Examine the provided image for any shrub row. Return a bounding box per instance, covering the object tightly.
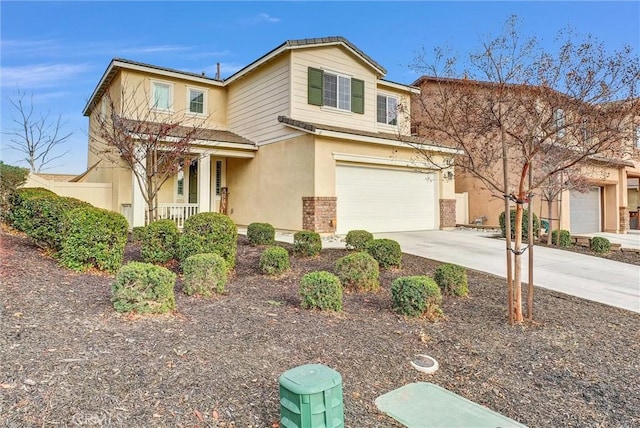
[499,209,540,240]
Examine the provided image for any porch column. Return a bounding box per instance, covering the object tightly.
[198,155,211,213]
[131,169,146,227]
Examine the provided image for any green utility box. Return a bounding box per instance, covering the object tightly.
[279,364,344,428]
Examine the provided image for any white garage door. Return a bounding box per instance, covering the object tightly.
[570,188,601,234]
[336,164,436,234]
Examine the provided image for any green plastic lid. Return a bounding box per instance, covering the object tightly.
[279,364,342,395]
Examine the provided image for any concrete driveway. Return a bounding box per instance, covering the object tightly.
[375,229,640,314]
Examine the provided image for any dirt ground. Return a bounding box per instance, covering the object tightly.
[1,229,639,427]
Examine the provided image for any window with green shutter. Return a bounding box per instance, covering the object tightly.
[308,67,365,114]
[351,78,364,114]
[308,67,323,106]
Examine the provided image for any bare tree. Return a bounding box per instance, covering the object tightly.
[91,81,209,224]
[409,16,640,323]
[5,89,72,172]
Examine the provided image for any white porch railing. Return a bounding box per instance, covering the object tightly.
[157,203,199,229]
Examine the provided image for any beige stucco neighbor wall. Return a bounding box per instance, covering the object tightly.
[23,174,113,211]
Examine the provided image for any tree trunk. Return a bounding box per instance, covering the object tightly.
[527,168,534,320]
[546,198,554,245]
[513,203,524,322]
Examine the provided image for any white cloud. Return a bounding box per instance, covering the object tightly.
[0,63,92,89]
[257,13,281,23]
[1,39,63,57]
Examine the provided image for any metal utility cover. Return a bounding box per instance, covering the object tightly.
[375,382,527,428]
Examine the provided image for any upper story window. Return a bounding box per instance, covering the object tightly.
[635,126,640,149]
[377,94,398,126]
[188,88,205,115]
[152,81,172,111]
[554,108,565,138]
[308,67,364,114]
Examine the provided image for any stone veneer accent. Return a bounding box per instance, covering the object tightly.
[619,206,629,233]
[439,199,457,229]
[302,197,337,233]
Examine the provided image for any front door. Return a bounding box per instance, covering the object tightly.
[188,161,197,204]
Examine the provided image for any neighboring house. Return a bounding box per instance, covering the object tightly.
[82,37,457,234]
[412,76,634,234]
[622,117,640,230]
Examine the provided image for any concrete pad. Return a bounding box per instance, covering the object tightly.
[375,382,526,427]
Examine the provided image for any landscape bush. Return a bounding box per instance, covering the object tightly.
[111,262,176,314]
[140,219,179,263]
[59,206,129,273]
[433,263,468,297]
[177,212,237,268]
[7,187,56,231]
[247,222,275,246]
[21,195,91,251]
[551,229,572,247]
[259,246,290,276]
[299,271,342,311]
[391,276,442,318]
[0,162,29,219]
[366,238,402,269]
[334,251,380,292]
[345,230,374,251]
[293,230,322,257]
[590,236,611,254]
[181,253,228,296]
[499,209,540,239]
[132,226,147,243]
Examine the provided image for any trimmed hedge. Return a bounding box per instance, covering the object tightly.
[0,162,29,218]
[345,230,374,251]
[111,262,176,314]
[7,187,57,231]
[433,263,468,297]
[590,236,611,254]
[177,212,237,269]
[259,246,290,276]
[334,251,380,292]
[299,271,342,311]
[181,253,228,296]
[293,231,322,257]
[499,209,540,239]
[551,229,572,247]
[59,206,129,273]
[140,219,179,263]
[366,238,402,269]
[391,276,442,318]
[247,222,275,246]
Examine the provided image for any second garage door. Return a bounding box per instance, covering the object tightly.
[570,187,601,234]
[335,164,437,234]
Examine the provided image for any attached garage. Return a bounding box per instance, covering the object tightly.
[335,164,437,234]
[570,187,601,234]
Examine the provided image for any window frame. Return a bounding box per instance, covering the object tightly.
[323,70,352,112]
[187,86,207,116]
[554,108,565,138]
[150,80,174,112]
[377,93,399,126]
[635,125,640,149]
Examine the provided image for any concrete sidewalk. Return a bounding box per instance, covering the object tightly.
[376,230,640,314]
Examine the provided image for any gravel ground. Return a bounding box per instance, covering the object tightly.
[1,229,639,427]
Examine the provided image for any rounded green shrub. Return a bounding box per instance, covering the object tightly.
[345,230,374,251]
[140,219,179,263]
[293,230,322,257]
[551,229,572,247]
[132,226,147,243]
[366,238,402,269]
[7,187,57,232]
[433,263,468,297]
[590,236,611,254]
[177,212,237,268]
[391,276,442,318]
[499,208,540,239]
[59,207,129,273]
[299,271,342,311]
[334,252,380,292]
[0,162,29,219]
[111,262,176,314]
[259,246,290,276]
[247,222,275,246]
[181,253,228,296]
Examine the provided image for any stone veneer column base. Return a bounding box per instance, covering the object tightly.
[619,206,629,234]
[302,197,337,233]
[439,199,456,230]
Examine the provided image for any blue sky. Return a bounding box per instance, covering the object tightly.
[1,1,638,174]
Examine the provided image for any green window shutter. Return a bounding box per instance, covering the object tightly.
[308,67,323,106]
[351,78,364,114]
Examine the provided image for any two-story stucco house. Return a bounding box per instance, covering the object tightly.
[82,37,457,234]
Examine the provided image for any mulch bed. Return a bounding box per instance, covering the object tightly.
[1,230,639,427]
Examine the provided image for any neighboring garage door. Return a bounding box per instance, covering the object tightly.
[335,164,436,234]
[570,187,601,234]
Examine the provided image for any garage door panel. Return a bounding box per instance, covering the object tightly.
[336,165,436,234]
[570,188,600,234]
